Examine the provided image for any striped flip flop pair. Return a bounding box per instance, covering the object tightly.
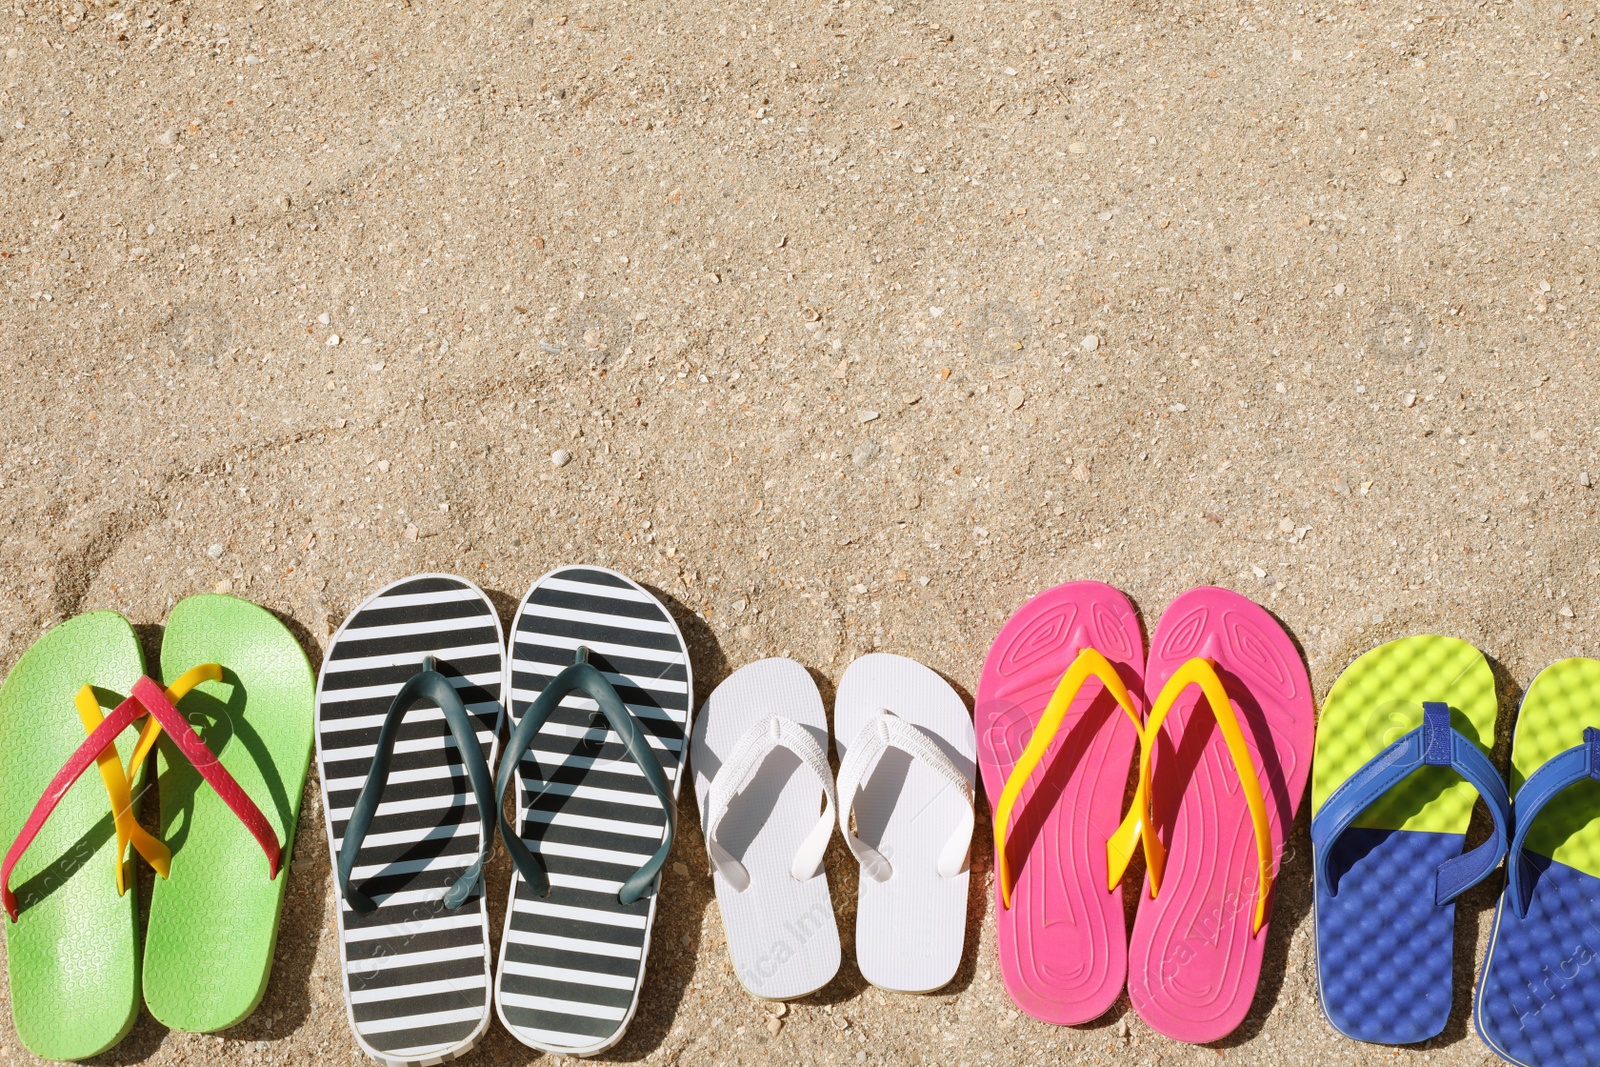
[317,566,691,1066]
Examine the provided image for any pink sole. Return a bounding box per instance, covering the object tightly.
[976,581,1146,1025]
[1125,587,1314,1043]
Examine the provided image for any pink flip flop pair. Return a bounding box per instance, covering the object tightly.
[977,583,1313,1043]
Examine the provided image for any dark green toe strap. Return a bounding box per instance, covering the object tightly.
[337,656,498,915]
[497,646,677,905]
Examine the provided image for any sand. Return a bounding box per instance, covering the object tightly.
[1,0,1596,1062]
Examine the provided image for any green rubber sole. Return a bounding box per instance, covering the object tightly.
[1312,634,1499,832]
[1512,657,1600,875]
[142,595,314,1033]
[0,612,146,1061]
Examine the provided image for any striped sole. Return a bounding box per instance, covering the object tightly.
[495,565,692,1056]
[316,574,504,1067]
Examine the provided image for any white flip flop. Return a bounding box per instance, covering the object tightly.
[690,658,841,1000]
[834,653,975,993]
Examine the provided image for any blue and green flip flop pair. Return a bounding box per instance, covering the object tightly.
[1312,637,1600,1066]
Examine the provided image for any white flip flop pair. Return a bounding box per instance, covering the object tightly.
[690,654,976,999]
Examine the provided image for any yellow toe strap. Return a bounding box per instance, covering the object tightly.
[75,686,171,892]
[75,664,225,893]
[993,648,1149,910]
[1135,657,1276,935]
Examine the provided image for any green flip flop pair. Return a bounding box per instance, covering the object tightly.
[0,595,314,1061]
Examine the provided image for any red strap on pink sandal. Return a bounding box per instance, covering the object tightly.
[2,696,144,921]
[129,675,281,880]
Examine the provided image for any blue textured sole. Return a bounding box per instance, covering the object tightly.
[1315,826,1467,1044]
[1477,854,1600,1067]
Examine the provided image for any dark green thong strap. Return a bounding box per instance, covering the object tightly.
[337,656,498,915]
[497,646,676,905]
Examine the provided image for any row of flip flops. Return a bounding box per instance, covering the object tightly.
[2,570,1597,1066]
[0,567,689,1064]
[988,583,1600,1064]
[326,568,977,1063]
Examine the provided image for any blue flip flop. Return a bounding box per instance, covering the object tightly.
[1310,636,1511,1044]
[1476,657,1600,1067]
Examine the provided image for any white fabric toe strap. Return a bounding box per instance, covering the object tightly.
[836,709,974,883]
[705,714,837,892]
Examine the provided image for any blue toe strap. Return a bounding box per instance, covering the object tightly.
[1507,726,1600,919]
[1312,701,1511,906]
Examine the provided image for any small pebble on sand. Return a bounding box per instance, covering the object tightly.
[1081,334,1100,353]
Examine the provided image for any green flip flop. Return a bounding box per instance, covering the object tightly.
[0,612,147,1061]
[141,594,315,1033]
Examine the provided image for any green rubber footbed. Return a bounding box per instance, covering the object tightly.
[0,611,146,1061]
[1509,657,1600,876]
[142,595,314,1033]
[1312,634,1498,831]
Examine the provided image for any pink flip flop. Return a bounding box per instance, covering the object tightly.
[1124,587,1314,1043]
[976,581,1151,1025]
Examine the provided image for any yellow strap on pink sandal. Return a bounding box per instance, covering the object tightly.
[1133,656,1276,935]
[992,647,1155,910]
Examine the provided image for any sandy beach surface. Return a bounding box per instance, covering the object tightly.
[1,0,1597,1062]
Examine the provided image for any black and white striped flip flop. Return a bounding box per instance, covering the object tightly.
[315,574,505,1067]
[494,565,692,1055]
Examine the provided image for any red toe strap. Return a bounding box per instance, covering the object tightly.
[130,676,281,880]
[2,697,145,921]
[3,673,283,924]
